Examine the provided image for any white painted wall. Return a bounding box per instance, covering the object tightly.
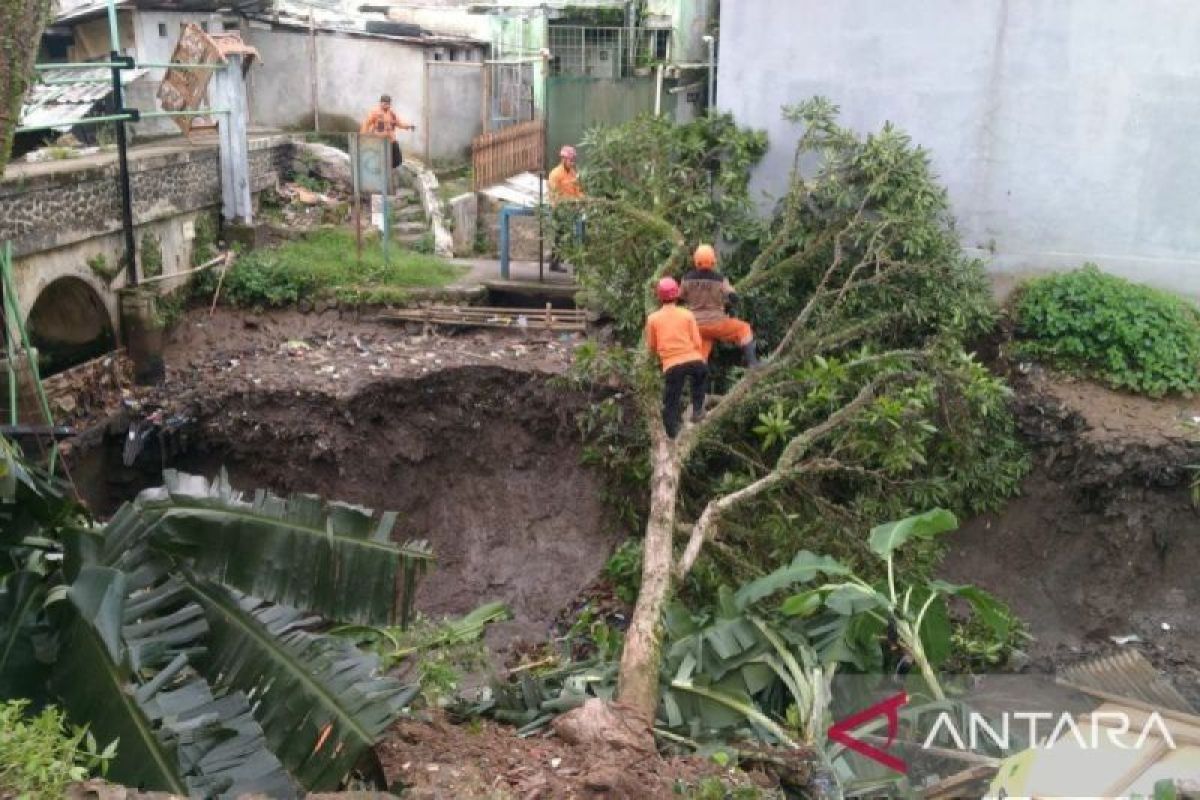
[718,0,1200,298]
[244,27,484,162]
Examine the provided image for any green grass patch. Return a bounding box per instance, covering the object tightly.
[1013,265,1200,397]
[214,228,466,308]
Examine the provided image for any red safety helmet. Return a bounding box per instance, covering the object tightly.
[656,276,680,302]
[693,244,717,270]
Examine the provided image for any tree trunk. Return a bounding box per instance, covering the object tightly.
[0,0,50,175]
[615,428,681,719]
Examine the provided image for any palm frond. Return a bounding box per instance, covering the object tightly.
[53,558,298,799]
[183,577,418,790]
[137,470,433,626]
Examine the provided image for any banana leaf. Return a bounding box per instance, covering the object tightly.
[183,576,418,790]
[54,565,298,798]
[136,470,433,626]
[0,570,49,702]
[867,508,958,559]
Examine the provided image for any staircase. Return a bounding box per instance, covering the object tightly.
[389,187,428,246]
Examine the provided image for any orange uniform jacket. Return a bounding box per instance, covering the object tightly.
[645,303,704,372]
[548,163,584,203]
[360,105,409,139]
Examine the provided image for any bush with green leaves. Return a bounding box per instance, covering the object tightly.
[1013,264,1200,396]
[1,437,434,797]
[0,700,116,799]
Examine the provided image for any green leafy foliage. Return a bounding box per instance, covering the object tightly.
[333,602,509,706]
[1,444,435,795]
[568,113,768,340]
[222,229,466,308]
[0,700,116,799]
[567,101,1027,603]
[1013,265,1200,396]
[682,347,1028,589]
[139,232,164,280]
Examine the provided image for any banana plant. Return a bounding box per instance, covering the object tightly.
[764,509,1011,700]
[0,443,435,797]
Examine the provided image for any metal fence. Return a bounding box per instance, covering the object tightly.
[547,26,669,79]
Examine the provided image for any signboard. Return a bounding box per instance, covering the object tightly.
[156,23,224,135]
[350,134,393,196]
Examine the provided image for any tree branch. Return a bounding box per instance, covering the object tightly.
[673,371,912,581]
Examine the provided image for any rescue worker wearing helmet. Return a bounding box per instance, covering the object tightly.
[680,244,760,368]
[646,277,708,439]
[547,145,585,273]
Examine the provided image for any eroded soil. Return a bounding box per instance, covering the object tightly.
[941,364,1200,704]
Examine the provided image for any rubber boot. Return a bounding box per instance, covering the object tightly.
[742,341,761,368]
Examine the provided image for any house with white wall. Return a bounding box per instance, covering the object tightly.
[717,0,1200,299]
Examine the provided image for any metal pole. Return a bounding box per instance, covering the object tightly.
[111,50,137,287]
[535,76,544,282]
[705,36,715,111]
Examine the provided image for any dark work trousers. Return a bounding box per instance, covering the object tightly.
[390,141,403,169]
[662,360,708,439]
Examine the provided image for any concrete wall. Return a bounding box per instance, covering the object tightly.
[426,62,484,163]
[718,0,1200,298]
[244,26,484,163]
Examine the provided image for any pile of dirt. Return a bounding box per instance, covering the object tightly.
[377,711,777,799]
[942,364,1200,703]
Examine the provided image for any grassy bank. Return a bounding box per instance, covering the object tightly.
[208,229,467,307]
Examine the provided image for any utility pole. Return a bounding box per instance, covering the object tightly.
[107,0,137,286]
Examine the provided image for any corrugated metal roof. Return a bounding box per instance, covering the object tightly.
[18,67,148,131]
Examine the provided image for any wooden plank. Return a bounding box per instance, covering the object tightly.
[921,764,997,800]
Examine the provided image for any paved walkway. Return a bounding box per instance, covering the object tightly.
[449,258,579,289]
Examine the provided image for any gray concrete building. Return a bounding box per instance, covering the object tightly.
[718,1,1200,298]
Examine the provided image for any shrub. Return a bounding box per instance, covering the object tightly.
[0,700,115,799]
[1014,265,1200,396]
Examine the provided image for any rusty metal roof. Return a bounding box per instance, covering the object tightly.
[18,67,147,131]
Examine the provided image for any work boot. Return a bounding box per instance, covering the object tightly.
[742,341,761,368]
[691,407,705,424]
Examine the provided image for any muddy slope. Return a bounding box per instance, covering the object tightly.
[170,366,621,642]
[942,366,1200,702]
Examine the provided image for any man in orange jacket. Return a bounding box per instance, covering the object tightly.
[646,276,708,439]
[360,94,415,171]
[547,144,584,272]
[680,244,760,367]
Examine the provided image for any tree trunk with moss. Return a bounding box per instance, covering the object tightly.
[0,0,49,175]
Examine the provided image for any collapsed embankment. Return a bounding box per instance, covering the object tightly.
[62,309,622,645]
[942,365,1200,703]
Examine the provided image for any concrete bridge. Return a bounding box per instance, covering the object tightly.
[0,134,292,370]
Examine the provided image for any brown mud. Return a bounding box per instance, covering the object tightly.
[66,309,620,643]
[941,364,1200,704]
[377,711,777,800]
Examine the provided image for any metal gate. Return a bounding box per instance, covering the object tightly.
[484,60,536,132]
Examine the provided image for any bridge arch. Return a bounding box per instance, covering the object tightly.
[24,276,118,375]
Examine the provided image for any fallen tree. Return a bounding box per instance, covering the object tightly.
[562,100,1026,726]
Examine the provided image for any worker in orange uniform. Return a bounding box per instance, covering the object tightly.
[360,94,416,171]
[646,276,708,439]
[680,244,760,367]
[547,145,584,272]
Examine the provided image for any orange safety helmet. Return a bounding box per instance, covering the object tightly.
[693,244,717,270]
[656,276,681,302]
